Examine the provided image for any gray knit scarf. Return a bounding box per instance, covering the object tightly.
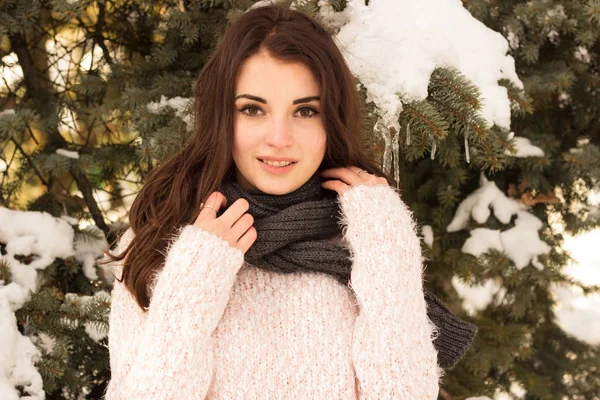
[218,171,477,369]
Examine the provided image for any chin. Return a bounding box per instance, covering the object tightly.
[236,164,309,194]
[257,181,300,195]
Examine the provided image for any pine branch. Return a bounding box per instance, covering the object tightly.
[93,1,113,64]
[71,167,111,239]
[0,259,12,285]
[9,135,49,187]
[7,11,114,241]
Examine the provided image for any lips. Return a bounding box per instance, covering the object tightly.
[258,158,297,174]
[257,158,298,165]
[257,156,298,163]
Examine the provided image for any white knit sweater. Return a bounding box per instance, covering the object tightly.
[103,184,441,399]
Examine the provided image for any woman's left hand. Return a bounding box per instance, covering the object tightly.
[320,166,390,195]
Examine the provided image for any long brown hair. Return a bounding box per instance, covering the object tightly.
[101,2,397,312]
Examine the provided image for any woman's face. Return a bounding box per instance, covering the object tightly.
[232,51,327,195]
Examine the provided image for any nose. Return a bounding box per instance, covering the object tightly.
[264,116,294,148]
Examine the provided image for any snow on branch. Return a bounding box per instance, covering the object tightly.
[0,207,112,399]
[323,0,523,133]
[446,172,551,271]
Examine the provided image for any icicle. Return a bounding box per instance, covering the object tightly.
[374,121,401,189]
[464,135,470,163]
[406,122,411,146]
[376,120,393,176]
[392,127,400,190]
[431,138,437,160]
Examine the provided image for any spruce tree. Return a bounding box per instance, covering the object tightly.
[449,1,600,399]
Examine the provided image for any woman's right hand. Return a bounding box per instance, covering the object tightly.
[193,191,257,254]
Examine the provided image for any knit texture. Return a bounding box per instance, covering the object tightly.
[218,171,344,279]
[103,184,442,399]
[218,171,477,369]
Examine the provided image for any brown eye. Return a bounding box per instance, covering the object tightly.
[296,107,319,118]
[238,105,319,118]
[238,105,262,117]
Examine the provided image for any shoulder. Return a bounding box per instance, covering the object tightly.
[339,184,412,218]
[339,183,403,204]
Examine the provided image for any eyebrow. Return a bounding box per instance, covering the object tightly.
[234,94,320,105]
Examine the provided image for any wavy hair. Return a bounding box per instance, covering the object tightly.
[100,2,397,311]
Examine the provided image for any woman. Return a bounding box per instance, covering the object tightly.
[102,3,477,399]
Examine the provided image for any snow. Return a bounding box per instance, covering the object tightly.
[0,286,45,400]
[0,109,15,118]
[74,226,113,281]
[0,207,110,399]
[467,381,526,400]
[505,26,520,50]
[552,229,600,346]
[0,208,76,289]
[330,0,522,133]
[32,332,56,356]
[0,284,45,400]
[505,132,545,157]
[452,275,506,315]
[558,91,572,108]
[461,227,503,256]
[448,174,600,346]
[447,173,552,318]
[552,284,600,346]
[421,225,434,247]
[147,95,194,132]
[316,0,522,186]
[56,148,80,160]
[60,215,79,226]
[574,46,591,64]
[447,172,527,231]
[461,216,551,271]
[499,211,551,270]
[547,30,560,45]
[447,174,551,272]
[64,291,112,342]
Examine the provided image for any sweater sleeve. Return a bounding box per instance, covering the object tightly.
[337,184,440,399]
[103,224,245,400]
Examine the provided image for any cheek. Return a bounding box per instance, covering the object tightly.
[305,129,327,157]
[233,124,257,157]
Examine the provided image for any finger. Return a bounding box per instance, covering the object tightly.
[348,166,380,183]
[230,213,254,240]
[320,179,349,195]
[219,198,250,227]
[198,192,226,219]
[212,191,228,209]
[347,166,367,177]
[320,166,363,186]
[237,226,257,254]
[339,166,382,185]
